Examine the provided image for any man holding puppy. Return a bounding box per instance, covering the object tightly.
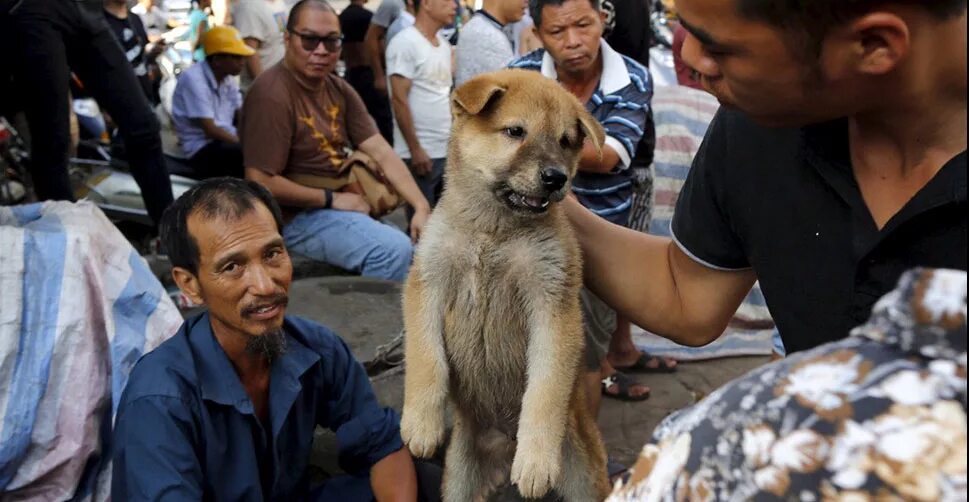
[567,0,966,355]
[242,0,431,282]
[113,178,441,500]
[511,0,667,410]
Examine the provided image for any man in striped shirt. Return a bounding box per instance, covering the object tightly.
[510,0,666,415]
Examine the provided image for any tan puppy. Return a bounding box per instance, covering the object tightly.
[401,69,610,501]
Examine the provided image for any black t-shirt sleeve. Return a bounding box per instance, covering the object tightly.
[670,108,750,270]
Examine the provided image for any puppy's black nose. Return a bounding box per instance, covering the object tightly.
[540,168,568,191]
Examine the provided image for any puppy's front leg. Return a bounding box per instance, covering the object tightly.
[401,270,449,458]
[511,295,583,499]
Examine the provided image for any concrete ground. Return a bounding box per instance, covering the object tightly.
[289,275,768,498]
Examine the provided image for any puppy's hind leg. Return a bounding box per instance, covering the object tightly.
[442,414,508,502]
[556,402,610,501]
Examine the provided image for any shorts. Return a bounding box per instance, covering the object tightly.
[580,288,616,371]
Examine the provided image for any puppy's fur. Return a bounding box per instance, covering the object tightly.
[401,70,610,501]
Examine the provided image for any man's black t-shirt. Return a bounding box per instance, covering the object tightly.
[339,3,373,44]
[671,107,967,354]
[601,0,650,68]
[103,9,153,101]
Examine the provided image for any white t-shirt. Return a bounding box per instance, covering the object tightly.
[232,0,286,89]
[385,27,453,160]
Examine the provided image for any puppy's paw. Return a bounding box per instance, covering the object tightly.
[400,407,445,458]
[511,445,561,499]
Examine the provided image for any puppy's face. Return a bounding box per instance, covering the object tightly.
[449,70,605,216]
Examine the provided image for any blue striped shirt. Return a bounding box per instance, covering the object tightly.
[509,39,653,224]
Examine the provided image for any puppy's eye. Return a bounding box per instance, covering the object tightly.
[503,126,526,139]
[559,135,572,148]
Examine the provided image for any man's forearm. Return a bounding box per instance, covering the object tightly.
[563,197,755,345]
[370,447,417,502]
[390,96,423,156]
[245,54,263,79]
[244,167,326,208]
[206,127,240,144]
[577,141,620,173]
[365,26,387,79]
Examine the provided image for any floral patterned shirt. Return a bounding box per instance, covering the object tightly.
[609,268,967,502]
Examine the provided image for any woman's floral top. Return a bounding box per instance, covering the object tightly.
[609,268,967,501]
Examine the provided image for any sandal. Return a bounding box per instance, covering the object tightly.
[614,352,678,374]
[601,372,650,401]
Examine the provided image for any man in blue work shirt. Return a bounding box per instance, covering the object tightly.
[112,177,440,500]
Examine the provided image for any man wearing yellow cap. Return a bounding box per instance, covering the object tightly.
[172,25,255,178]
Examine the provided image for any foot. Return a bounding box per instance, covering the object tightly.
[601,372,650,401]
[609,351,678,373]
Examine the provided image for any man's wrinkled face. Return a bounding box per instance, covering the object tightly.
[184,203,293,343]
[675,0,858,126]
[285,7,342,80]
[535,0,604,76]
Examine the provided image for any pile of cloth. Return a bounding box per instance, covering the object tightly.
[0,201,181,500]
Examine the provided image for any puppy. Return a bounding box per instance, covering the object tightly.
[401,69,610,501]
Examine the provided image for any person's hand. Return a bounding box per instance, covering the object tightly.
[332,192,372,214]
[147,40,167,58]
[409,206,430,242]
[410,147,433,176]
[374,77,388,95]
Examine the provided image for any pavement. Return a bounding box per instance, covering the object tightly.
[288,275,769,498]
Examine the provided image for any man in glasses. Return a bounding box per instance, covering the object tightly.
[242,0,431,282]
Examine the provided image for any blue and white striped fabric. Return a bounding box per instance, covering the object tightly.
[0,201,181,500]
[630,86,776,360]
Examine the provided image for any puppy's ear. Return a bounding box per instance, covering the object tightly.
[577,109,605,158]
[452,74,507,116]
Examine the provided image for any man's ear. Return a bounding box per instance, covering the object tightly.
[452,73,507,116]
[577,109,605,158]
[845,12,910,76]
[172,267,205,306]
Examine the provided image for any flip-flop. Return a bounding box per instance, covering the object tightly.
[601,372,650,401]
[607,458,630,485]
[614,352,678,374]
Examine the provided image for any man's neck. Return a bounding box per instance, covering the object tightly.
[557,55,603,104]
[480,4,506,25]
[283,59,325,90]
[210,320,271,379]
[104,1,129,18]
[414,14,444,43]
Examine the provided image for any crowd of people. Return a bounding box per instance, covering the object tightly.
[1,0,966,499]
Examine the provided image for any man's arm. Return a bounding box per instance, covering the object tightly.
[370,447,418,502]
[578,141,622,174]
[196,118,240,143]
[245,167,372,213]
[564,196,756,346]
[365,24,389,93]
[244,38,264,78]
[356,134,431,240]
[112,396,204,500]
[388,75,431,175]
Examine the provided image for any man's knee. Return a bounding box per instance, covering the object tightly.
[365,230,413,281]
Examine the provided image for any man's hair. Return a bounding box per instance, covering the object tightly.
[286,0,337,32]
[737,0,967,53]
[159,177,284,275]
[529,0,600,27]
[413,0,422,14]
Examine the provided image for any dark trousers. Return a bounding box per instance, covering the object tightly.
[345,66,394,145]
[3,0,173,226]
[189,140,244,179]
[404,157,446,223]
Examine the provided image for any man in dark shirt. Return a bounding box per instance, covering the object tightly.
[104,0,165,103]
[341,0,395,143]
[565,0,967,354]
[113,178,440,500]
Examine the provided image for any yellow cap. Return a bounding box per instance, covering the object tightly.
[201,26,256,57]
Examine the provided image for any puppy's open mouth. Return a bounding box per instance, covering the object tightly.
[495,186,551,213]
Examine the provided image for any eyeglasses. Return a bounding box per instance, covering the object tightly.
[288,30,344,52]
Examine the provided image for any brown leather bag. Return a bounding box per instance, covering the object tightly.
[286,151,403,218]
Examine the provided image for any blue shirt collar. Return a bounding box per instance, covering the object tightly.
[186,311,322,423]
[540,38,631,96]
